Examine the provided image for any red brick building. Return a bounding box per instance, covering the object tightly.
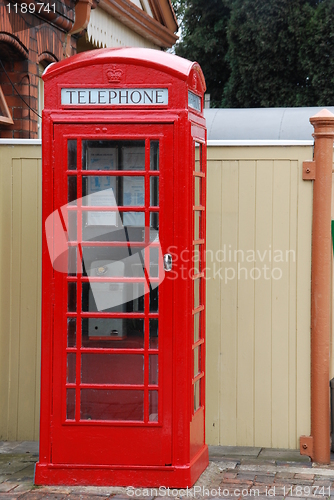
[0,0,177,138]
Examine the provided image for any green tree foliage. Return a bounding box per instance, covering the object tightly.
[300,0,334,105]
[173,0,231,107]
[224,0,315,107]
[173,0,334,107]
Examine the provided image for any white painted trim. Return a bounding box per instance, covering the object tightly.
[0,139,42,145]
[0,139,314,147]
[207,140,314,146]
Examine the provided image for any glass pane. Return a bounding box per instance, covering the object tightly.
[82,282,145,313]
[82,213,145,242]
[195,142,201,172]
[150,213,159,242]
[82,318,144,348]
[82,140,145,171]
[194,278,201,309]
[150,177,159,207]
[194,380,201,412]
[81,389,144,421]
[149,319,158,349]
[149,391,158,422]
[121,211,145,227]
[122,143,145,170]
[194,346,201,377]
[150,247,159,278]
[82,176,117,205]
[194,176,201,206]
[67,353,76,383]
[68,176,77,204]
[68,246,77,276]
[150,285,158,312]
[123,177,145,206]
[82,210,119,234]
[67,282,76,312]
[82,141,118,171]
[194,312,201,342]
[68,211,77,241]
[149,354,158,385]
[66,389,76,419]
[82,246,145,278]
[67,318,76,347]
[81,354,144,384]
[67,139,77,170]
[194,211,201,240]
[150,141,159,171]
[82,176,145,207]
[193,245,201,274]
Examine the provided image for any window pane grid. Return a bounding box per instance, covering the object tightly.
[66,138,161,423]
[192,141,205,415]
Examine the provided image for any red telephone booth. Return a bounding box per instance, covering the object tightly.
[35,47,208,487]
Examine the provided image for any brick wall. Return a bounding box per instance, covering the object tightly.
[0,0,77,139]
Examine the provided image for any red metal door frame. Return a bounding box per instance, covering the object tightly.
[49,122,174,466]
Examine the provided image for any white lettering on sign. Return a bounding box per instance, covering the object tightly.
[61,88,168,106]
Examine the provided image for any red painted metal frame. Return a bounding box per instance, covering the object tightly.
[36,47,208,487]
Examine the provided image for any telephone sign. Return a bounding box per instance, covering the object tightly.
[35,47,208,488]
[61,88,168,106]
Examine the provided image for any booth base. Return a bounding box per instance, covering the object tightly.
[34,445,209,488]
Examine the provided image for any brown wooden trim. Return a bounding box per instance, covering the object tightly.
[14,0,74,33]
[148,0,177,33]
[99,0,177,48]
[0,86,14,125]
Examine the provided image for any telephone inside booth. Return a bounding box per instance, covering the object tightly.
[78,139,159,345]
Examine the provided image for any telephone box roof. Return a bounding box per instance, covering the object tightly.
[43,47,206,90]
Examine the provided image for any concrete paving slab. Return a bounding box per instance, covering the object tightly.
[0,481,19,492]
[67,486,127,495]
[66,495,110,500]
[239,458,277,466]
[10,443,39,455]
[32,487,72,495]
[16,493,48,499]
[215,461,239,471]
[10,482,35,493]
[259,448,311,463]
[0,442,38,456]
[209,446,261,458]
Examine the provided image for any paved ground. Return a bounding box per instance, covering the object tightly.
[2,442,334,499]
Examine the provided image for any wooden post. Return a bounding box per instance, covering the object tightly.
[300,109,334,464]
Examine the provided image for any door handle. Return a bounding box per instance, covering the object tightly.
[163,253,172,272]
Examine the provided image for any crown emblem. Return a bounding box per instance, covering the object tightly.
[192,72,198,90]
[106,66,123,83]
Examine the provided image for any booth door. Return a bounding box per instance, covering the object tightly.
[50,124,173,466]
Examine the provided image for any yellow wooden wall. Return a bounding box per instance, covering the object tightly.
[0,143,41,441]
[206,145,314,449]
[0,142,314,448]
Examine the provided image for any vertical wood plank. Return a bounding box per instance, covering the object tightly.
[288,160,298,448]
[254,160,273,447]
[296,154,312,440]
[220,160,239,445]
[0,148,13,440]
[34,158,42,440]
[237,160,256,446]
[206,160,222,444]
[17,159,39,439]
[271,160,290,448]
[8,158,22,439]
